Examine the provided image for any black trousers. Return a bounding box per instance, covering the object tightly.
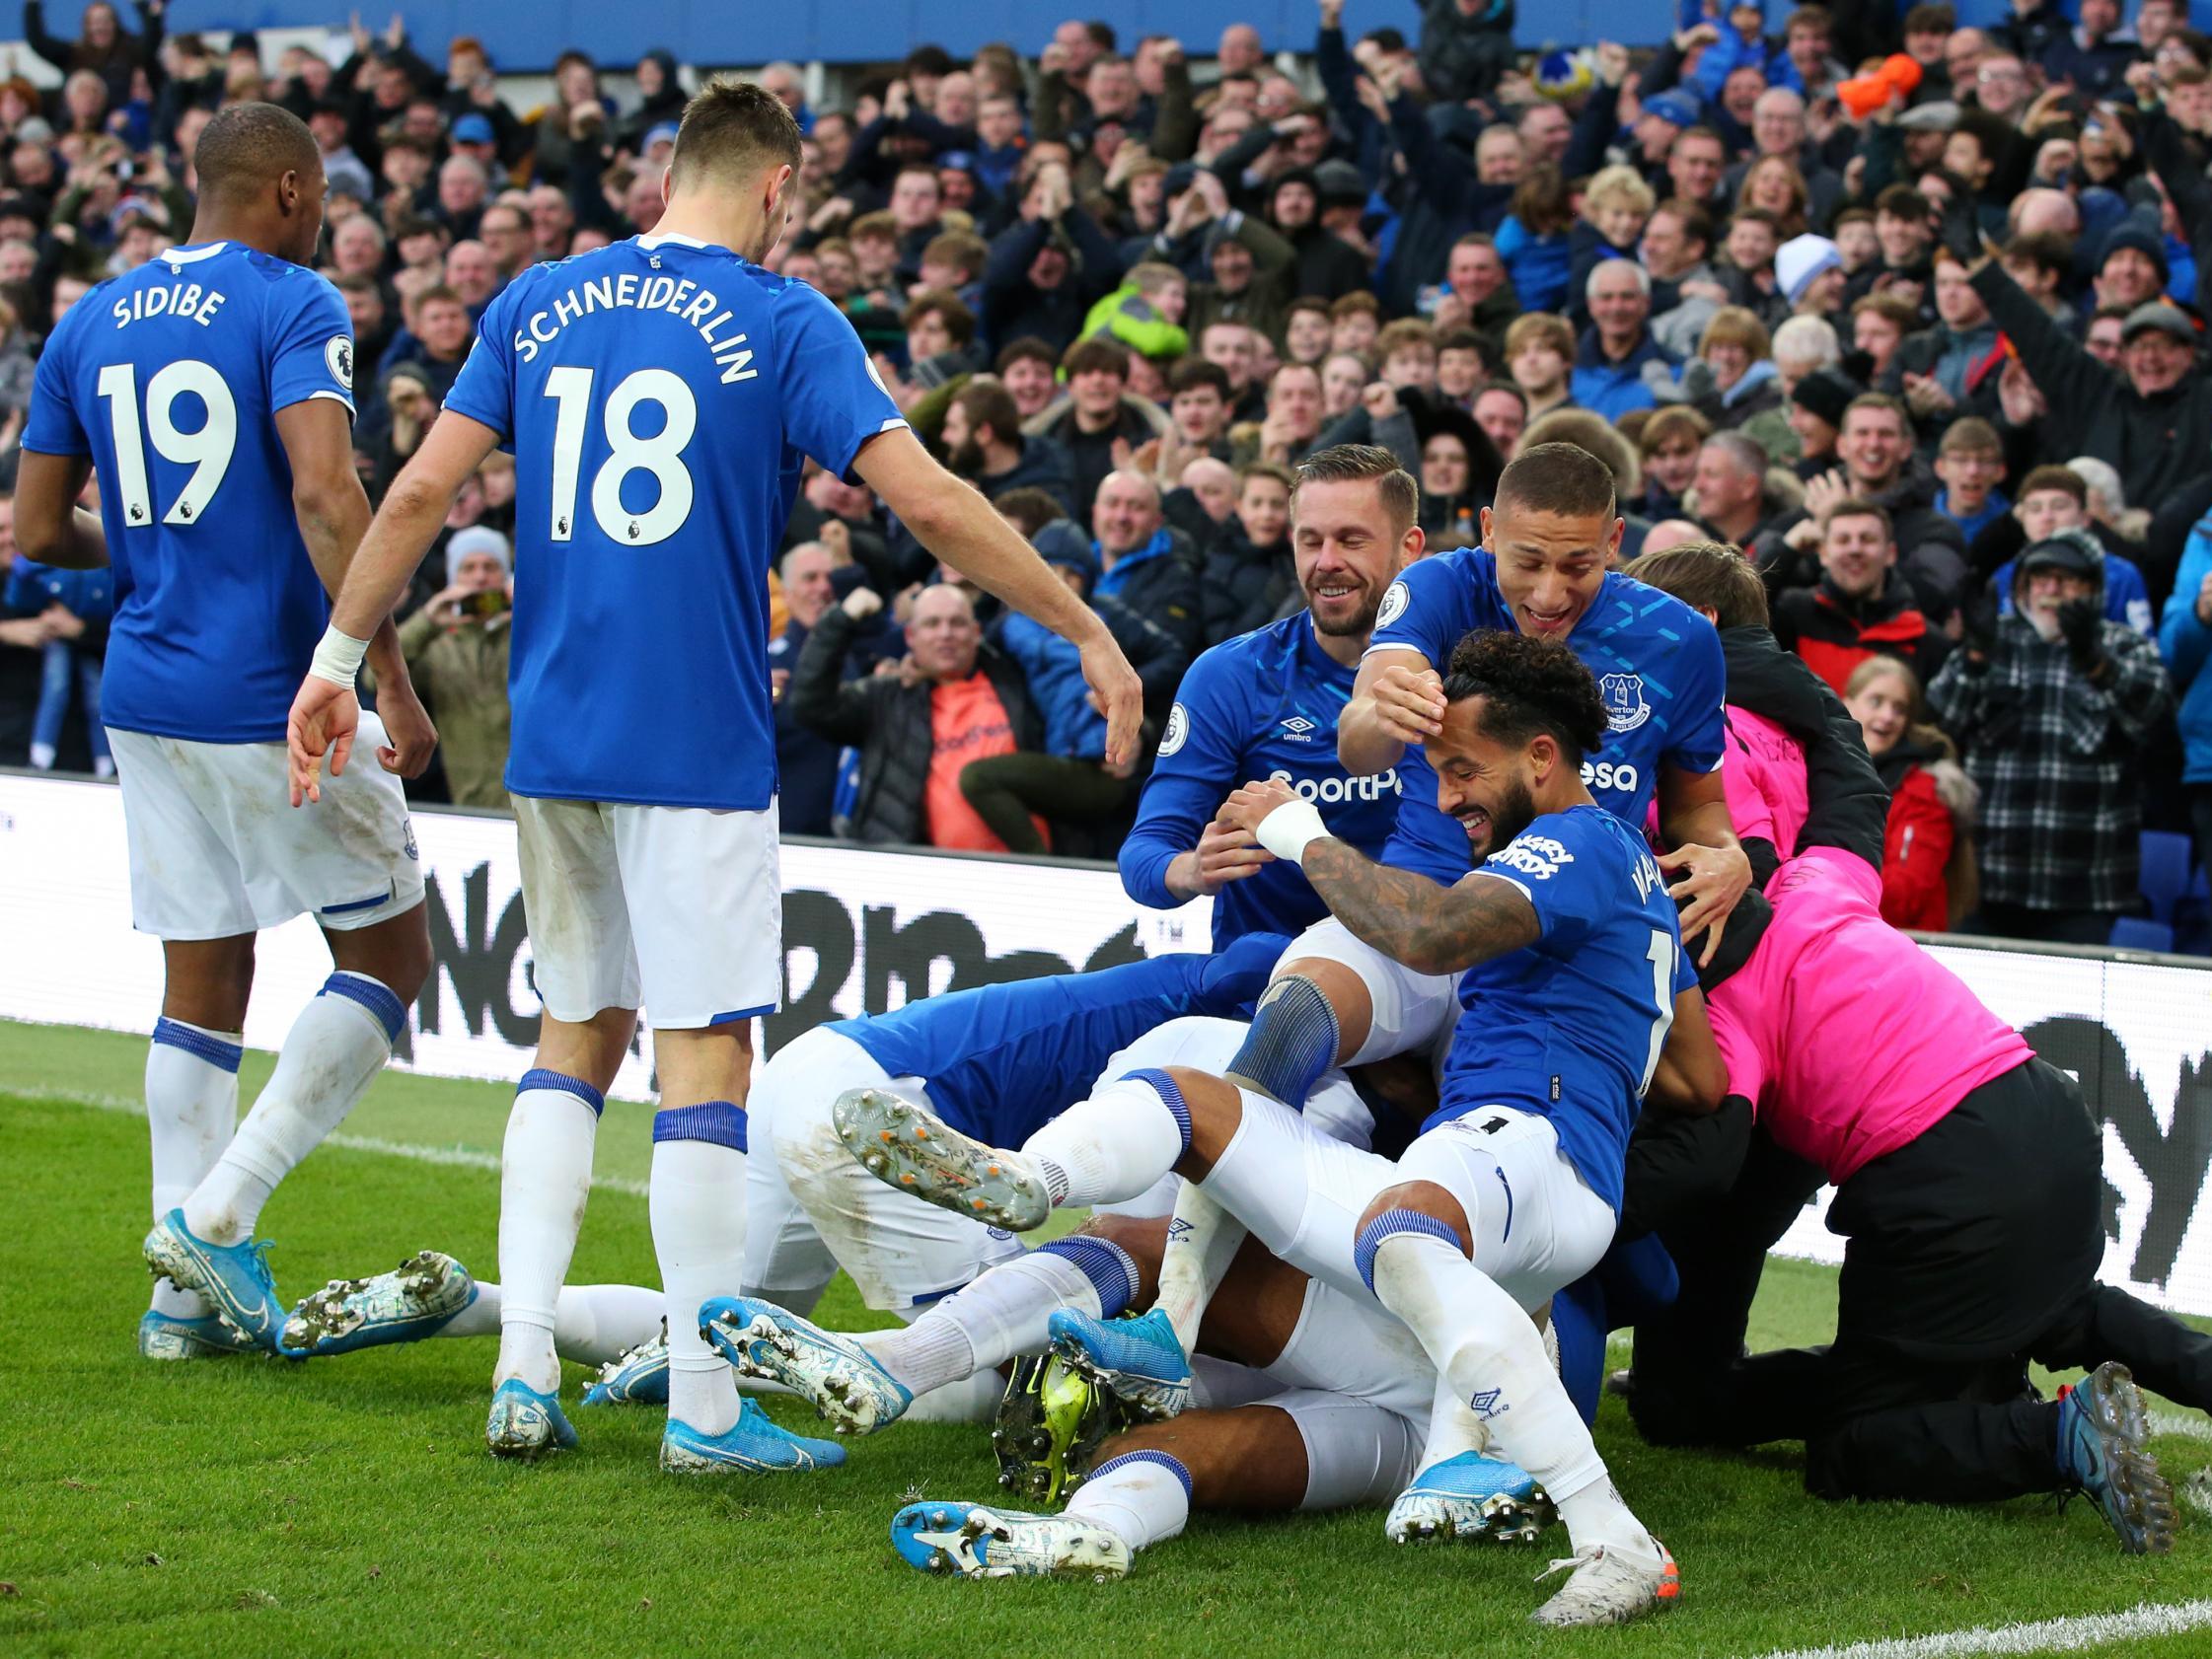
[1636,1059,2212,1503]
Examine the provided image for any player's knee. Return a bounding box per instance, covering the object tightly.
[1153,1066,1242,1172]
[1223,974,1342,1107]
[1073,1212,1167,1302]
[1357,1181,1471,1252]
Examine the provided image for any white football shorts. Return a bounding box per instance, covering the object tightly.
[109,715,423,940]
[512,794,781,1030]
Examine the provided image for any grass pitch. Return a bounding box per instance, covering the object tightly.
[4,1019,2211,1659]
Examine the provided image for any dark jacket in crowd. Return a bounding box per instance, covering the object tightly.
[1756,464,1971,623]
[1772,570,1954,697]
[1199,524,1297,647]
[1094,526,1207,661]
[23,0,161,113]
[769,615,843,836]
[982,211,1127,357]
[785,603,1044,845]
[1971,258,2212,514]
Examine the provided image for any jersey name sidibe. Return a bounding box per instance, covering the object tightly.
[510,271,760,378]
[109,280,228,329]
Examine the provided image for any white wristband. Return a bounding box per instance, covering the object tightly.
[308,623,371,688]
[1254,798,1332,866]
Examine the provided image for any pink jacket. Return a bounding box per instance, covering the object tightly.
[1706,846,2032,1184]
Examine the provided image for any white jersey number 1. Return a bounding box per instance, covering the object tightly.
[544,366,697,545]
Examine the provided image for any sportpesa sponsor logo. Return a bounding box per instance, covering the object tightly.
[1266,767,1401,804]
[1581,759,1639,794]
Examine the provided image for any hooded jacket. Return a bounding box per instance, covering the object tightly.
[1926,538,2175,914]
[1873,733,1978,931]
[1771,569,1954,697]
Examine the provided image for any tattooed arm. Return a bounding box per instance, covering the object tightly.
[1222,778,1539,975]
[1303,840,1542,974]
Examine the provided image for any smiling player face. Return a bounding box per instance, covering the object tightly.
[1483,503,1620,638]
[1290,476,1411,640]
[1425,695,1540,861]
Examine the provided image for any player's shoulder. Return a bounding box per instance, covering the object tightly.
[1593,570,1719,648]
[1403,543,1496,590]
[1200,613,1304,679]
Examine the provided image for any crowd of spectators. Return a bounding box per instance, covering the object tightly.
[3,1,2212,948]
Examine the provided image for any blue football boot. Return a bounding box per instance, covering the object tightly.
[485,1378,579,1460]
[1046,1307,1192,1420]
[700,1295,913,1434]
[1385,1450,1558,1545]
[660,1398,848,1473]
[142,1208,289,1354]
[2055,1362,2175,1553]
[890,1501,1131,1581]
[583,1323,670,1407]
[283,1251,477,1356]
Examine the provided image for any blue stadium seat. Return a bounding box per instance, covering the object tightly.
[2108,916,2176,954]
[2174,864,2212,956]
[2139,830,2194,924]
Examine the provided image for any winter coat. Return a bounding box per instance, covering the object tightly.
[1754,463,1970,621]
[1926,550,2174,915]
[1417,0,1516,104]
[1772,571,1954,697]
[786,605,1044,846]
[1569,326,1676,423]
[2160,515,2212,788]
[395,608,511,810]
[1969,259,2212,512]
[997,591,1190,757]
[1873,736,1978,931]
[1093,527,1206,662]
[1199,527,1298,648]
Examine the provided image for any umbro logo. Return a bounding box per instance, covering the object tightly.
[1280,715,1317,741]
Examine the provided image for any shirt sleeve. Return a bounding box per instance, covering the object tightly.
[1119,645,1249,908]
[267,274,357,418]
[1477,811,1610,947]
[1364,547,1487,667]
[21,316,86,455]
[773,280,907,480]
[441,285,518,443]
[1661,612,1728,775]
[1705,991,1766,1116]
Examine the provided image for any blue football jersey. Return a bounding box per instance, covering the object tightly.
[1365,552,1728,880]
[1430,806,1695,1213]
[441,233,906,810]
[22,242,356,743]
[1120,616,1411,944]
[829,933,1286,1147]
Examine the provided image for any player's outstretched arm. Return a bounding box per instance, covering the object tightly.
[1644,986,1726,1118]
[1339,648,1444,776]
[275,398,436,785]
[289,411,499,805]
[14,451,108,570]
[852,427,1143,767]
[1221,777,1539,974]
[1656,761,1751,968]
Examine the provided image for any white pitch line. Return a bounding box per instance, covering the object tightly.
[13,1085,649,1197]
[1746,1600,2212,1659]
[2149,1410,2212,1444]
